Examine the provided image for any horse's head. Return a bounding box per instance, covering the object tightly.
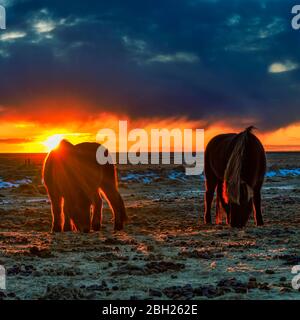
[227,182,253,228]
[64,193,91,233]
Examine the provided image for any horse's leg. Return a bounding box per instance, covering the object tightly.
[63,200,72,232]
[50,193,63,232]
[72,205,91,233]
[63,213,72,232]
[218,182,230,224]
[204,176,217,224]
[215,181,223,224]
[100,183,127,231]
[222,201,231,225]
[253,185,264,226]
[92,193,103,231]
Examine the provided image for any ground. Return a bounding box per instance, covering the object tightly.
[0,153,300,300]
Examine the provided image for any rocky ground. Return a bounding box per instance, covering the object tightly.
[0,152,300,300]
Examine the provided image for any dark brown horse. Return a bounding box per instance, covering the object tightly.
[43,140,127,233]
[204,126,266,228]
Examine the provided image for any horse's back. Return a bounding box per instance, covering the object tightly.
[205,131,266,186]
[74,142,116,184]
[205,133,236,180]
[243,133,266,187]
[43,142,103,198]
[43,151,65,196]
[73,142,100,165]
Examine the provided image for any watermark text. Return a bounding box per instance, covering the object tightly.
[0,5,6,30]
[292,265,300,290]
[96,121,204,175]
[292,5,300,30]
[0,265,6,290]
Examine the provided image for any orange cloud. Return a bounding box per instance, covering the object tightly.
[0,113,300,153]
[258,123,300,151]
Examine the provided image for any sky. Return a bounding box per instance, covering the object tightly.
[0,0,300,152]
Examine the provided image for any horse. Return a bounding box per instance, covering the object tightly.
[204,126,266,228]
[43,140,127,233]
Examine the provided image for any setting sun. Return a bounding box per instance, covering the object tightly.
[43,134,65,152]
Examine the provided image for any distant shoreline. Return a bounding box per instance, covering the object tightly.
[0,151,300,155]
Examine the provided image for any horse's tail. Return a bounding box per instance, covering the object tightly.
[223,126,255,204]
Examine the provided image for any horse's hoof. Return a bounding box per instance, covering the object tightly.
[114,224,124,231]
[92,224,101,232]
[51,226,62,233]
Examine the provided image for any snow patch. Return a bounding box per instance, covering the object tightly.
[266,168,300,178]
[0,178,32,189]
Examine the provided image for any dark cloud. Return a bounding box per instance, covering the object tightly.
[0,0,299,130]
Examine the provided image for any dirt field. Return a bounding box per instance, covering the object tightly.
[0,152,300,300]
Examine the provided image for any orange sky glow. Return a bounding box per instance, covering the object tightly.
[0,111,300,153]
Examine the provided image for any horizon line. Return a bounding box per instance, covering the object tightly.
[0,148,300,154]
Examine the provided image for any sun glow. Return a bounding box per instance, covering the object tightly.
[1,114,300,152]
[43,134,64,152]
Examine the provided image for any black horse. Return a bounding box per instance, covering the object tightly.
[204,126,266,228]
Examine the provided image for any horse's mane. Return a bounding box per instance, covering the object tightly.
[223,126,255,204]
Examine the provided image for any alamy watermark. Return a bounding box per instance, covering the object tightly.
[0,265,5,290]
[95,121,204,175]
[292,5,300,30]
[291,265,300,290]
[0,5,6,30]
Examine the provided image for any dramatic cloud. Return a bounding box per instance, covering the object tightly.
[0,31,26,41]
[34,20,56,33]
[148,52,199,64]
[268,61,299,73]
[0,0,299,131]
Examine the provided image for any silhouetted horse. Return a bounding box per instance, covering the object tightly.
[43,140,127,233]
[204,127,266,228]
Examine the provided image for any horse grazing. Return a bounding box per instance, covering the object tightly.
[43,140,127,233]
[204,126,266,228]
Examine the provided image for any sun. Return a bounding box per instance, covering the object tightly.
[43,134,64,152]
